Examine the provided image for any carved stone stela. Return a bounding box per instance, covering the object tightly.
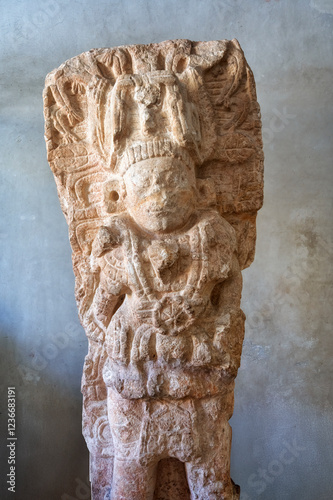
[44,39,263,499]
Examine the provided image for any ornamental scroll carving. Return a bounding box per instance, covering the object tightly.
[43,39,263,500]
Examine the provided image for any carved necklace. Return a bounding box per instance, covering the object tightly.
[121,220,211,335]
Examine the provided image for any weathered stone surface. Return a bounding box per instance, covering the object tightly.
[44,39,263,499]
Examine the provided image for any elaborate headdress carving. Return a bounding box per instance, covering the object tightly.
[44,39,263,266]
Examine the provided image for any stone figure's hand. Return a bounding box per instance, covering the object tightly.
[84,313,105,343]
[92,226,120,257]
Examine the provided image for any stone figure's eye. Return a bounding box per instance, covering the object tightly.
[170,171,187,187]
[164,171,179,187]
[132,175,151,189]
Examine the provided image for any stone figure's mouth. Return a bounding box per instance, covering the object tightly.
[149,205,174,215]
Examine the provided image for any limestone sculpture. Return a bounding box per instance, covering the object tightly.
[44,39,263,500]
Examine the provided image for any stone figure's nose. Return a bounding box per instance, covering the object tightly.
[151,174,164,192]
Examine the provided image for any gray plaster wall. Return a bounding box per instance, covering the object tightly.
[0,1,332,499]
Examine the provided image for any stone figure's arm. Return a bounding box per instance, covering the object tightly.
[211,251,245,377]
[83,276,125,342]
[88,285,122,327]
[214,252,243,315]
[207,215,243,314]
[83,223,126,342]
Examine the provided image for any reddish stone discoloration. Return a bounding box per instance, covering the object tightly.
[44,39,263,499]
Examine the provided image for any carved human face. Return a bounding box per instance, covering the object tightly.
[123,157,196,233]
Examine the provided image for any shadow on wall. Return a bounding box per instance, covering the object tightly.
[0,334,89,500]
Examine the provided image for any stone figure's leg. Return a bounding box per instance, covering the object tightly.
[185,420,240,500]
[107,389,159,499]
[111,458,158,500]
